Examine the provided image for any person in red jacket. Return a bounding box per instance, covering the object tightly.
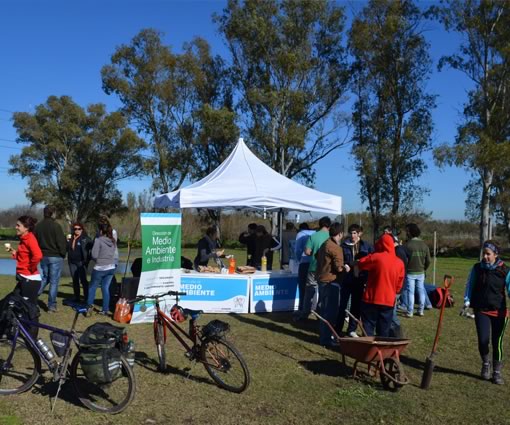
[357,233,405,337]
[5,216,43,304]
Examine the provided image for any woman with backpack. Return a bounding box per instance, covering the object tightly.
[464,240,510,384]
[67,222,92,303]
[5,215,43,304]
[86,223,117,316]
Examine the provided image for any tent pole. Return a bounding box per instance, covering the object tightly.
[279,208,283,270]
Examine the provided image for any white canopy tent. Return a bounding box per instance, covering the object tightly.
[154,138,342,215]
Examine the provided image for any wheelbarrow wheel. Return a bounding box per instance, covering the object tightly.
[380,358,404,392]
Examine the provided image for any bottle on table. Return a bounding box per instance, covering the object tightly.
[229,256,236,274]
[261,255,267,272]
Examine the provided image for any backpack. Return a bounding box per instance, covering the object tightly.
[429,287,455,309]
[79,322,126,384]
[0,292,40,339]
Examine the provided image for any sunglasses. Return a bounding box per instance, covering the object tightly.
[73,228,82,231]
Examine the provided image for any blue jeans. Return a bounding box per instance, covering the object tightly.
[400,279,433,311]
[405,274,426,315]
[38,256,64,309]
[318,282,341,346]
[297,262,310,312]
[360,301,393,337]
[302,272,319,316]
[87,268,115,312]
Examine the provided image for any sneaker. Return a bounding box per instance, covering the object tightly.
[481,362,491,380]
[416,311,424,317]
[98,311,109,316]
[404,312,413,318]
[348,331,359,338]
[48,307,57,313]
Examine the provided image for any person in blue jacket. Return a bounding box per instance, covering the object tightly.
[464,240,510,384]
[337,224,373,337]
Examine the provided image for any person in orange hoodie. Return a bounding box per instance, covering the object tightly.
[5,215,43,304]
[357,233,405,337]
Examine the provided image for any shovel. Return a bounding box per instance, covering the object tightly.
[420,274,454,389]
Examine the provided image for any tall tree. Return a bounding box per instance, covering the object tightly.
[184,38,239,180]
[432,0,510,245]
[349,0,435,237]
[9,96,146,223]
[101,29,238,192]
[215,0,350,183]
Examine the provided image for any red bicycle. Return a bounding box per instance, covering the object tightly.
[132,290,250,393]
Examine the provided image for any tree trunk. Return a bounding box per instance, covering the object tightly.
[503,208,510,247]
[479,169,493,246]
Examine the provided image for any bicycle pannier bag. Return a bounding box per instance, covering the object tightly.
[79,322,125,383]
[80,347,122,384]
[50,331,70,357]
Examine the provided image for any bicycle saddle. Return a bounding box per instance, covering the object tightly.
[182,308,204,320]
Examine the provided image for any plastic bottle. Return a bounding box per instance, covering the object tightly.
[36,338,55,361]
[229,256,236,274]
[261,255,267,272]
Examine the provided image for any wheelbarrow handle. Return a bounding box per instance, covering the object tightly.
[345,310,368,337]
[311,311,342,341]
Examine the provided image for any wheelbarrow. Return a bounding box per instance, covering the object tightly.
[313,311,410,391]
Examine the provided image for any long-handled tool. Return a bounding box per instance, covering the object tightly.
[420,274,454,389]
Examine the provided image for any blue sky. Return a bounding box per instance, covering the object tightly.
[0,0,472,220]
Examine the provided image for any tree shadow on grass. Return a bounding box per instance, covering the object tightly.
[229,313,318,345]
[134,351,216,387]
[399,355,480,380]
[255,311,320,335]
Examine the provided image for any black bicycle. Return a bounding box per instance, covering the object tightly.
[0,300,136,414]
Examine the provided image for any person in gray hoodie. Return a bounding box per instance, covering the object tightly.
[86,223,116,316]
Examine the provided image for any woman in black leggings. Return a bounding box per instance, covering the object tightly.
[464,240,510,384]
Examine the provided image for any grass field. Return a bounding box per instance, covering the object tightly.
[1,257,510,425]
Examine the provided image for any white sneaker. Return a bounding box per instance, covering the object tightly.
[348,331,359,338]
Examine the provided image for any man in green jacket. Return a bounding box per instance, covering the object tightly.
[36,205,67,312]
[403,223,430,317]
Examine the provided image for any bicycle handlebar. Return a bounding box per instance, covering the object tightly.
[128,290,187,304]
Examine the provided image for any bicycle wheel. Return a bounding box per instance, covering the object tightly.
[70,352,136,414]
[200,337,250,393]
[0,337,40,395]
[154,321,166,372]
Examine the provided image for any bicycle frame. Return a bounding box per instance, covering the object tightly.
[154,301,198,353]
[6,310,81,372]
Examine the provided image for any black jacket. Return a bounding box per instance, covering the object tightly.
[239,232,256,266]
[471,263,509,311]
[34,218,67,258]
[67,234,92,265]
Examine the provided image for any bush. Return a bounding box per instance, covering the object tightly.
[0,228,16,240]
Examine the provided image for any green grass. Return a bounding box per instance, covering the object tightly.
[1,257,510,424]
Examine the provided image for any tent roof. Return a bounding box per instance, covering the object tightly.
[154,138,342,215]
